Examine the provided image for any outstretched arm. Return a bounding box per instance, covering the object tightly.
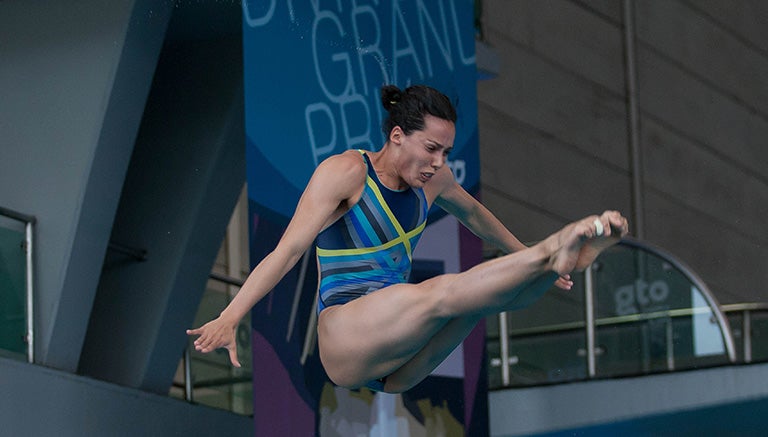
[187,152,367,366]
[429,166,574,289]
[433,174,526,253]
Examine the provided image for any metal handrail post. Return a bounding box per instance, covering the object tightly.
[743,310,752,363]
[26,219,35,364]
[184,347,194,402]
[499,311,510,386]
[584,265,597,378]
[666,317,675,371]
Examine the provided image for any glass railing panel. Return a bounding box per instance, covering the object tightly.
[0,220,27,360]
[509,328,587,386]
[487,239,736,389]
[592,244,729,378]
[726,311,746,362]
[722,305,768,364]
[751,311,768,362]
[488,279,588,388]
[593,319,664,377]
[669,314,731,369]
[488,329,589,389]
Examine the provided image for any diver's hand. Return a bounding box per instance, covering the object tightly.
[186,316,241,368]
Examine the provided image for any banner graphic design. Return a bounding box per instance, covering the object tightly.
[243,1,485,434]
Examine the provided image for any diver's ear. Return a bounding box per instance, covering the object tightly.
[389,125,404,145]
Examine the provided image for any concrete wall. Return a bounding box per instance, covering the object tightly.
[478,0,768,305]
[78,29,245,395]
[0,356,250,437]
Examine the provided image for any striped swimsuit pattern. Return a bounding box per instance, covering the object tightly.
[315,151,429,313]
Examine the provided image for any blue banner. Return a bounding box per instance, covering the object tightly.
[243,1,484,435]
[243,0,479,219]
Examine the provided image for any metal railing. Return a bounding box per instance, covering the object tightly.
[489,238,743,388]
[721,302,768,364]
[0,206,36,364]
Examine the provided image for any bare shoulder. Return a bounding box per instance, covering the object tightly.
[320,150,366,172]
[310,150,368,199]
[424,164,457,204]
[316,150,366,182]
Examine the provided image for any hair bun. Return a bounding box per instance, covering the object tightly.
[381,85,402,111]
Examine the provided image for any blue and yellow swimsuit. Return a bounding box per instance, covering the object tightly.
[316,151,429,313]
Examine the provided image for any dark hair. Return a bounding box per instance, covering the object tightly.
[380,84,457,137]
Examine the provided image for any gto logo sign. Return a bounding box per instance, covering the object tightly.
[614,279,670,316]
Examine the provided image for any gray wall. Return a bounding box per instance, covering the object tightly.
[478,0,768,305]
[78,23,245,394]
